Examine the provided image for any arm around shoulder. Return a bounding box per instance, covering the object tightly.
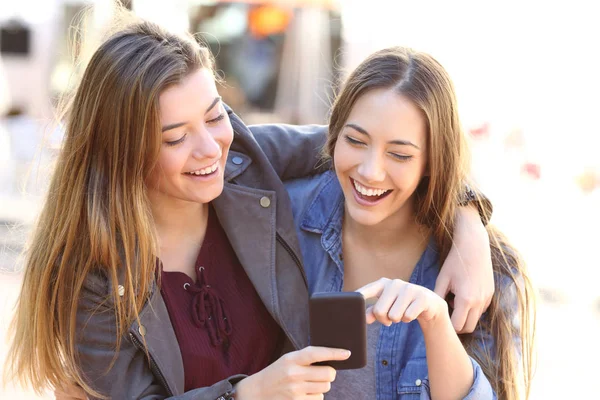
[249,124,330,180]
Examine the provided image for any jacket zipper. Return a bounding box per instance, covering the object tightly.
[129,332,174,397]
[276,232,308,287]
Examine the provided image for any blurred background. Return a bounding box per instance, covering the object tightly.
[0,0,598,398]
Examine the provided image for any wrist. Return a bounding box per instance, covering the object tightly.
[454,206,489,248]
[233,375,256,399]
[417,297,451,333]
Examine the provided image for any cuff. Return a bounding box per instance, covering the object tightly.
[462,358,497,400]
[185,374,247,400]
[417,358,496,400]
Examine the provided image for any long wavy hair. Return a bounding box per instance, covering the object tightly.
[5,16,215,397]
[325,47,536,400]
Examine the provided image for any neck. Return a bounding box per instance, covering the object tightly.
[149,194,210,247]
[343,198,429,251]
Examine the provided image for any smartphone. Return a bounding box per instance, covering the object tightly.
[309,291,367,370]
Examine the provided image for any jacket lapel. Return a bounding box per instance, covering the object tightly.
[130,286,185,395]
[213,182,309,350]
[212,184,277,318]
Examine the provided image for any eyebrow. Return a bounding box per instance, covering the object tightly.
[161,96,222,133]
[345,123,420,149]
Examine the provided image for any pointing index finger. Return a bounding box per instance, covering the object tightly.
[355,278,388,300]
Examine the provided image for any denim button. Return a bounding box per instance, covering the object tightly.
[232,156,243,165]
[138,325,147,336]
[415,379,422,386]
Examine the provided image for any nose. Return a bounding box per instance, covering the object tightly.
[357,151,386,183]
[191,128,221,161]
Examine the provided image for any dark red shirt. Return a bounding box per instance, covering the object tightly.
[159,206,282,391]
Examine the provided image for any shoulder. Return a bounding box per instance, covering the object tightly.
[285,170,335,208]
[285,169,335,194]
[248,123,327,137]
[284,171,341,225]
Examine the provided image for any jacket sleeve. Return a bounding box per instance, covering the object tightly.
[75,271,246,400]
[248,123,330,180]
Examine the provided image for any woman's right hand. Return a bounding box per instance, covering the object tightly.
[235,346,350,399]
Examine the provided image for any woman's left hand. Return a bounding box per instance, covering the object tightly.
[356,278,447,328]
[435,204,494,334]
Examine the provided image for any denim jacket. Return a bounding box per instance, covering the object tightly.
[285,171,497,400]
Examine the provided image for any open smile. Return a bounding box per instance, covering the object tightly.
[350,178,393,206]
[183,160,219,178]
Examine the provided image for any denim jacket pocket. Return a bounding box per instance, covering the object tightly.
[397,358,429,399]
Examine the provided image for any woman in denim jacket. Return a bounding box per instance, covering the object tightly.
[286,47,535,400]
[6,17,497,400]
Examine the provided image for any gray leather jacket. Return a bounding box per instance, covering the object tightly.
[75,108,327,399]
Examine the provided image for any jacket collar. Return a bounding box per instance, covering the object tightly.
[224,150,251,181]
[300,171,345,241]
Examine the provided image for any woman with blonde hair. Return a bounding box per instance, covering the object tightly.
[286,47,535,399]
[6,13,496,400]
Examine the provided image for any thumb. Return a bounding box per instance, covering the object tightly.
[292,346,351,366]
[434,273,451,299]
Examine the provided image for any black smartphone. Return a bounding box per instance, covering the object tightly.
[309,291,367,370]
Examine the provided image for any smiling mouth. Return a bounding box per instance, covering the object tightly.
[184,161,219,176]
[351,178,392,202]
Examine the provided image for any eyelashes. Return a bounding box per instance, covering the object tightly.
[343,135,413,161]
[389,153,412,161]
[344,135,364,146]
[166,135,186,147]
[164,113,226,146]
[208,113,225,124]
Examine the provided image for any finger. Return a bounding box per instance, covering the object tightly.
[371,280,403,326]
[387,289,414,323]
[483,285,494,310]
[400,296,426,323]
[355,278,389,300]
[365,306,376,324]
[450,297,469,332]
[433,273,451,299]
[458,307,481,334]
[302,365,337,382]
[304,380,333,394]
[484,295,493,310]
[292,346,351,366]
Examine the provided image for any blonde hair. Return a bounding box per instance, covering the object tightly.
[5,13,215,397]
[326,47,535,399]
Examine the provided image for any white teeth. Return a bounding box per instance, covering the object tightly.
[353,180,389,197]
[187,161,218,176]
